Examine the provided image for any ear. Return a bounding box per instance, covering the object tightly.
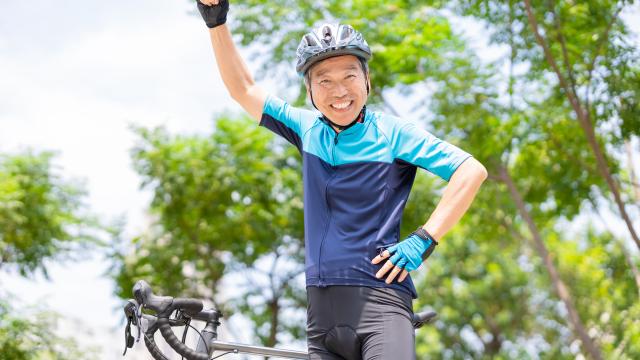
[366,72,371,94]
[304,74,312,100]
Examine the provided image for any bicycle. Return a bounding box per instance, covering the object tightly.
[122,280,437,360]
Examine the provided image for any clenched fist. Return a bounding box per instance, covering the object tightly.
[196,0,229,29]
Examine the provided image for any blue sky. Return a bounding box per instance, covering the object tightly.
[1,1,638,359]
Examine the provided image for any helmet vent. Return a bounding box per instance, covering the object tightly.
[322,25,333,44]
[295,23,371,74]
[304,34,319,47]
[338,25,353,41]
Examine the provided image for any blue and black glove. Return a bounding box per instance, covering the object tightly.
[387,227,438,272]
[196,0,229,29]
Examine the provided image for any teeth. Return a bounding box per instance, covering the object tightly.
[332,101,351,109]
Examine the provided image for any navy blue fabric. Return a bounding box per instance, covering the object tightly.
[260,95,472,298]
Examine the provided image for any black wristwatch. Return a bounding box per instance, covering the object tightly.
[410,227,438,261]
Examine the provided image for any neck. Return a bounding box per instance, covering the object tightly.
[322,106,367,133]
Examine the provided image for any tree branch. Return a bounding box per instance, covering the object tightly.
[548,0,579,102]
[585,5,624,110]
[498,164,604,360]
[522,0,586,121]
[523,0,640,252]
[547,133,640,193]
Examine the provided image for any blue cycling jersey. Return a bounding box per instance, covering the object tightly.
[260,94,471,298]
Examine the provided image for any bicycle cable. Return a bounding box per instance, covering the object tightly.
[185,321,210,355]
[212,350,239,359]
[180,317,190,360]
[168,310,211,359]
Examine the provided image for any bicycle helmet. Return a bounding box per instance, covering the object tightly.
[295,23,372,75]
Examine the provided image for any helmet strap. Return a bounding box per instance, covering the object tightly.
[322,106,366,132]
[314,100,367,132]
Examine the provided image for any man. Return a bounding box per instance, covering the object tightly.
[196,1,487,359]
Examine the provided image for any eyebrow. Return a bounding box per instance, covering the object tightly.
[314,64,360,78]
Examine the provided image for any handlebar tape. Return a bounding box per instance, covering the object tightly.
[158,317,210,360]
[172,298,204,316]
[143,330,171,360]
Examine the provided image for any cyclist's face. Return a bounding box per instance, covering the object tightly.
[308,55,369,126]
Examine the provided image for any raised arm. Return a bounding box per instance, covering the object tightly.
[198,0,267,122]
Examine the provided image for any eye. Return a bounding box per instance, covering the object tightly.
[319,79,331,85]
[346,74,356,79]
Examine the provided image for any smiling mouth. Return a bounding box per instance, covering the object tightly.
[330,100,354,112]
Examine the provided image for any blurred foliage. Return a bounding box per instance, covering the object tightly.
[109,0,640,357]
[111,115,306,345]
[0,151,99,277]
[0,151,101,358]
[452,0,640,140]
[0,296,97,360]
[230,0,470,105]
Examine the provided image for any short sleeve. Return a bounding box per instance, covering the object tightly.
[260,94,316,152]
[392,120,471,181]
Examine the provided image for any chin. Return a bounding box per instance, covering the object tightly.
[325,108,360,125]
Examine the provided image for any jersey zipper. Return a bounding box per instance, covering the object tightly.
[319,129,340,286]
[327,128,340,166]
[318,171,337,287]
[332,133,339,165]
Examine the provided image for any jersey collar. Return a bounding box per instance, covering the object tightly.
[320,105,367,134]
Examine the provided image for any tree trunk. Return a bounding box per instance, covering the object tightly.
[499,165,603,360]
[267,297,279,348]
[522,0,640,252]
[485,317,503,355]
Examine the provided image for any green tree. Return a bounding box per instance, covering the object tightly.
[111,115,306,346]
[0,151,97,277]
[0,296,98,360]
[0,151,102,359]
[157,1,640,357]
[452,0,640,250]
[420,14,639,358]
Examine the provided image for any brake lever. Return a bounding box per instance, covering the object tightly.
[123,315,135,355]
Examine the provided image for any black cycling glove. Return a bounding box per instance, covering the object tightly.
[197,0,229,29]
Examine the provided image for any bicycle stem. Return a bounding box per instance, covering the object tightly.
[194,309,222,355]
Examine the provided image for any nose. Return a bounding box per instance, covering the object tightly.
[332,81,348,98]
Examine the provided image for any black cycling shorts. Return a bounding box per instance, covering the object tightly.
[306,286,416,360]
